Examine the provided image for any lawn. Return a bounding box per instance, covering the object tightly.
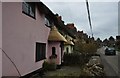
[43,66,82,78]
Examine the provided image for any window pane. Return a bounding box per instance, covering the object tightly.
[36,43,40,61]
[45,17,50,26]
[22,2,35,18]
[41,44,46,60]
[29,4,35,17]
[36,42,46,62]
[29,7,34,17]
[22,2,29,14]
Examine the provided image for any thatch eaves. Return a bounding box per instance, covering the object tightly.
[48,26,67,42]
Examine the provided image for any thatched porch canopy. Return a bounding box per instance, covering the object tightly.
[48,26,67,42]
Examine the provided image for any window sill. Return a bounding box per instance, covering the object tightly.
[35,57,46,62]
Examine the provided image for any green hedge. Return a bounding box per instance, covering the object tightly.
[63,53,91,67]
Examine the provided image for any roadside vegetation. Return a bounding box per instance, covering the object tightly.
[115,40,120,52]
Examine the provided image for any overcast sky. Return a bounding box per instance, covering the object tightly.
[42,0,118,40]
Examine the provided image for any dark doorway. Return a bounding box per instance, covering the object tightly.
[52,47,56,55]
[66,47,69,53]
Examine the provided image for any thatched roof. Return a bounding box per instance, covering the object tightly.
[64,37,74,45]
[48,26,67,42]
[37,2,76,39]
[64,40,74,45]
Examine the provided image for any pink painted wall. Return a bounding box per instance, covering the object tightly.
[0,2,2,78]
[2,2,50,76]
[47,42,61,65]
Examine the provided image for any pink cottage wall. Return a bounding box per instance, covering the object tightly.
[47,42,61,65]
[0,2,2,78]
[2,2,50,76]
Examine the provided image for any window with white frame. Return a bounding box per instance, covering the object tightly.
[22,2,36,19]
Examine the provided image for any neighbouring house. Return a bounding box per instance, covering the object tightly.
[96,38,102,47]
[64,35,74,54]
[108,36,115,47]
[51,15,76,63]
[116,36,120,41]
[66,23,77,36]
[2,2,56,77]
[103,38,109,46]
[62,23,77,54]
[48,26,67,66]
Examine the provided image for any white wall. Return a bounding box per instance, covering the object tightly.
[64,45,73,54]
[0,2,2,78]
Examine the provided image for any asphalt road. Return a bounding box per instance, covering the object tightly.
[97,47,119,77]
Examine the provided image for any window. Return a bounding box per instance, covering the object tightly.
[45,17,50,26]
[66,47,69,53]
[22,2,35,19]
[36,42,46,62]
[52,47,56,55]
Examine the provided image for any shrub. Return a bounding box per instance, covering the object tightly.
[116,40,120,51]
[42,61,56,71]
[74,40,97,54]
[81,43,97,54]
[49,54,57,59]
[63,53,91,67]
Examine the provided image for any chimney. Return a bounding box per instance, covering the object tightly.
[57,16,62,21]
[66,23,74,29]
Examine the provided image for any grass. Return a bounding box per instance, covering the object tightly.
[43,66,82,77]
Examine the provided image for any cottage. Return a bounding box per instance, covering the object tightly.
[64,35,74,54]
[2,2,54,77]
[48,26,67,66]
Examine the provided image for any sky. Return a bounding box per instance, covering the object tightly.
[41,0,119,40]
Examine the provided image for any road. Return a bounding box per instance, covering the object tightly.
[97,47,119,77]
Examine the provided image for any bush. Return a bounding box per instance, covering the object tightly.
[82,43,97,54]
[74,40,97,54]
[42,61,56,71]
[116,40,120,51]
[63,53,91,67]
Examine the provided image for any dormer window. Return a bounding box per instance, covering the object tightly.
[45,17,50,26]
[22,2,36,19]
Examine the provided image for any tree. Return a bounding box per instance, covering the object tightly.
[74,39,97,54]
[116,36,120,51]
[116,40,120,50]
